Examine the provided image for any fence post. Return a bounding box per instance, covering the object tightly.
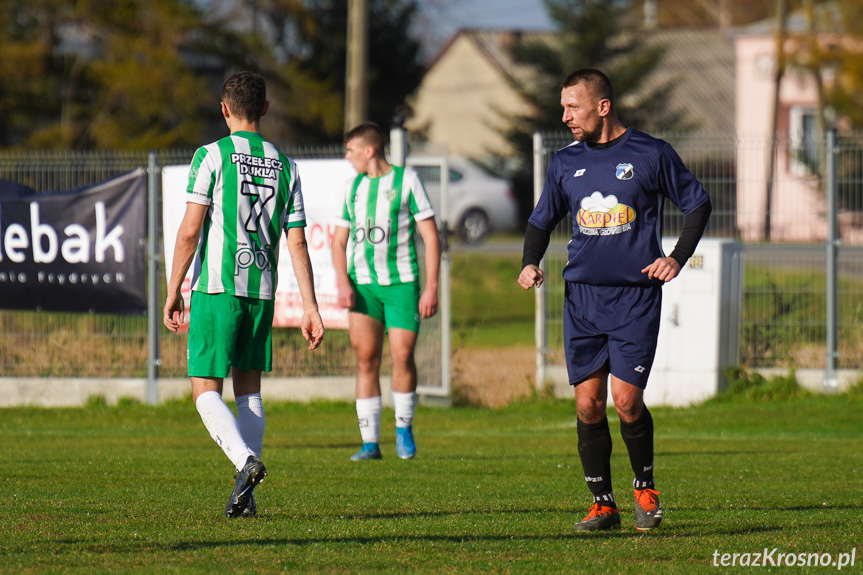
[389,118,407,167]
[532,131,546,389]
[439,158,451,400]
[398,128,450,400]
[147,151,161,404]
[824,129,839,391]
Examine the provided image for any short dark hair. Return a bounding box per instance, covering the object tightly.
[345,122,385,156]
[561,68,615,107]
[221,71,267,122]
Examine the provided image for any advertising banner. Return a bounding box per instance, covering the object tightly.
[162,159,355,330]
[0,169,147,314]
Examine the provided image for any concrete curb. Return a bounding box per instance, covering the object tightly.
[543,367,860,407]
[0,376,381,408]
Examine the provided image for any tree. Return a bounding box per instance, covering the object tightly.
[781,0,863,217]
[237,0,425,145]
[809,0,863,129]
[488,0,686,221]
[0,0,221,149]
[0,0,426,149]
[0,1,77,147]
[652,0,774,29]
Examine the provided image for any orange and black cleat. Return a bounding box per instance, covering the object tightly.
[574,502,621,532]
[634,488,663,531]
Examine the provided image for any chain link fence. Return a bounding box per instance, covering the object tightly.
[0,145,443,383]
[3,133,863,380]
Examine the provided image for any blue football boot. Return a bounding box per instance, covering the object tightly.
[396,426,416,459]
[350,442,382,461]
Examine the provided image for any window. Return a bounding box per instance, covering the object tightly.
[789,106,820,176]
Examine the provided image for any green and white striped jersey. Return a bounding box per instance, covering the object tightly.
[335,165,434,286]
[186,131,305,300]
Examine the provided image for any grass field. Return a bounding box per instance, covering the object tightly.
[448,250,534,348]
[2,394,861,574]
[0,249,535,379]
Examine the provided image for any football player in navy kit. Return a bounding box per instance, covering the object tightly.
[518,68,711,532]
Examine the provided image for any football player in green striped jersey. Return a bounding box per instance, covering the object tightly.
[332,122,441,461]
[164,72,325,517]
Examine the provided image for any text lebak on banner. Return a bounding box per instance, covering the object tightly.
[161,160,355,331]
[0,170,147,314]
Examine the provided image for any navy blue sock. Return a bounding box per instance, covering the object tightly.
[619,406,655,491]
[576,417,615,508]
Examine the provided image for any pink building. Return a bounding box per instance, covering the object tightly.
[735,10,863,244]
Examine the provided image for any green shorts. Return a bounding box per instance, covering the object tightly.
[187,291,274,377]
[352,280,421,332]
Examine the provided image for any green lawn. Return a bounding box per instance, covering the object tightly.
[2,396,861,573]
[449,252,534,348]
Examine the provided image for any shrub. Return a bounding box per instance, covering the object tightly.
[845,377,863,401]
[712,367,813,402]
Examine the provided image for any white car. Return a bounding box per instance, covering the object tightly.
[410,155,519,243]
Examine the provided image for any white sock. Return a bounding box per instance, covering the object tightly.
[235,393,265,458]
[393,391,417,429]
[195,390,254,471]
[356,396,382,444]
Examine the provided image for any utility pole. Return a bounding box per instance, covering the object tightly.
[718,0,731,30]
[345,0,369,132]
[643,0,657,28]
[764,0,788,241]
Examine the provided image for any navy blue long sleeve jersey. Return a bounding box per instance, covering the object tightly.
[528,129,710,287]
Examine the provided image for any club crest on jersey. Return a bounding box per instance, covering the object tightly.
[383,188,398,201]
[576,191,636,236]
[616,163,634,180]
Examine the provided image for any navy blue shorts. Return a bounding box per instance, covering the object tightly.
[562,282,662,389]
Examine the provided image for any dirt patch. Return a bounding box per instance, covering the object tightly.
[451,347,538,407]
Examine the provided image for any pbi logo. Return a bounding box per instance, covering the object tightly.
[616,163,634,180]
[353,218,391,244]
[235,244,271,275]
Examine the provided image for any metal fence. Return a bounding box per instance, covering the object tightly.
[535,130,863,373]
[0,145,445,389]
[3,132,863,383]
[1,150,190,379]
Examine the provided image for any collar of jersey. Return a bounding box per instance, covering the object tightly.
[364,165,396,181]
[582,128,631,155]
[231,130,260,139]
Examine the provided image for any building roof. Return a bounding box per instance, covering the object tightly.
[424,27,736,136]
[631,27,736,135]
[735,1,845,36]
[467,29,556,92]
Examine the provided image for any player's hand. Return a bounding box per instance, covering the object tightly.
[301,308,325,351]
[418,287,438,319]
[518,265,544,290]
[641,257,681,282]
[163,292,185,332]
[335,278,355,309]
